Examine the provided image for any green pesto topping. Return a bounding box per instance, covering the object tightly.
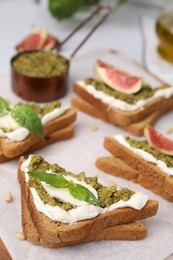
[98,187,134,208]
[8,100,60,117]
[28,155,73,210]
[125,136,173,168]
[29,101,61,117]
[85,78,171,105]
[28,176,73,210]
[12,52,68,78]
[28,155,135,209]
[0,100,61,134]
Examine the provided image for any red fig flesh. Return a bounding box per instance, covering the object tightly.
[43,34,58,51]
[16,28,48,52]
[144,125,173,155]
[95,60,142,94]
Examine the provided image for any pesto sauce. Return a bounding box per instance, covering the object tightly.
[126,136,173,168]
[85,78,170,105]
[27,101,61,117]
[12,52,68,78]
[28,155,135,209]
[0,101,61,133]
[13,100,61,118]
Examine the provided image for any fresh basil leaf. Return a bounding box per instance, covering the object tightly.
[28,170,99,206]
[28,171,69,188]
[0,97,11,114]
[68,181,99,206]
[11,104,44,138]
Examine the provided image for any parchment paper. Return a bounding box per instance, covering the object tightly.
[0,49,173,260]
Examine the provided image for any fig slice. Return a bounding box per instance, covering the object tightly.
[16,27,48,52]
[94,60,142,94]
[144,125,173,155]
[43,34,58,51]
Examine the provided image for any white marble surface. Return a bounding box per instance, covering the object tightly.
[0,1,173,260]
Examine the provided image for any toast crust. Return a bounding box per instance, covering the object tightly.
[72,83,173,127]
[103,137,173,196]
[0,108,76,158]
[96,156,173,202]
[0,127,74,163]
[18,157,158,244]
[71,97,162,136]
[21,195,148,248]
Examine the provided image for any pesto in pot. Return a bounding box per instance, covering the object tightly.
[85,78,171,105]
[126,136,173,168]
[28,155,135,209]
[12,51,68,77]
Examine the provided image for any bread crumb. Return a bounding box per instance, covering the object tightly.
[15,232,26,241]
[166,127,173,134]
[108,180,116,187]
[3,192,12,203]
[90,124,98,131]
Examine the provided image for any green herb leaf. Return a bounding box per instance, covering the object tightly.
[114,0,128,12]
[28,171,69,188]
[11,104,44,138]
[68,181,99,206]
[0,97,11,114]
[28,171,99,205]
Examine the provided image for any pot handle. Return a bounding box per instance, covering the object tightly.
[59,5,112,59]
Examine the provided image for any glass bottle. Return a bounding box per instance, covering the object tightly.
[156,11,173,63]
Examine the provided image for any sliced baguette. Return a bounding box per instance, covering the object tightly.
[96,156,173,202]
[0,108,76,158]
[21,195,148,248]
[0,126,74,163]
[72,82,173,127]
[71,96,162,136]
[103,137,173,196]
[18,156,158,244]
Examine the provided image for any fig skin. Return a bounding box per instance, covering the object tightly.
[94,60,142,94]
[16,27,58,52]
[144,125,173,156]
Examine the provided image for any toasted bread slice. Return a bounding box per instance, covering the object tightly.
[18,156,158,244]
[0,108,76,158]
[102,137,173,197]
[0,126,74,163]
[21,195,148,248]
[96,156,173,202]
[71,97,162,136]
[72,82,173,127]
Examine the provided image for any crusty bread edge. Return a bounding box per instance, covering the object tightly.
[96,156,173,202]
[0,126,74,163]
[72,82,173,126]
[103,137,173,196]
[18,156,158,244]
[21,194,148,248]
[71,96,162,136]
[0,108,76,158]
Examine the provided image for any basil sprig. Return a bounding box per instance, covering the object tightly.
[0,97,11,114]
[11,104,44,138]
[28,171,99,206]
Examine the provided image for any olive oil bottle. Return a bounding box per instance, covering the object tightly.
[156,11,173,63]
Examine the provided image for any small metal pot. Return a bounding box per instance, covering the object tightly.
[10,5,112,102]
[11,51,69,102]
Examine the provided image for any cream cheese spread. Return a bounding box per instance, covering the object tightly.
[114,135,173,176]
[22,155,148,224]
[42,174,98,207]
[0,114,19,130]
[0,105,69,142]
[77,81,173,112]
[41,105,69,125]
